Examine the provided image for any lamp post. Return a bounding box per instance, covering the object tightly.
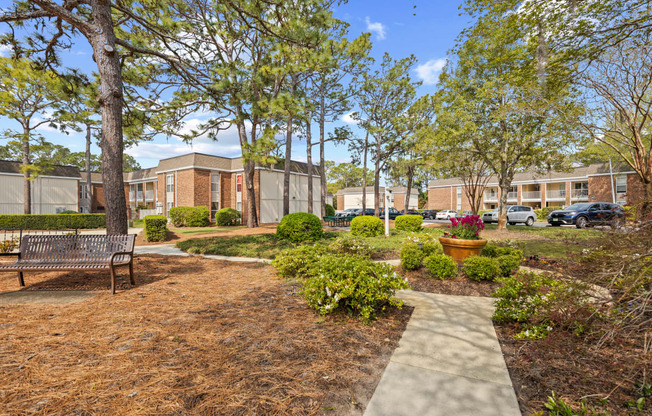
[385,188,393,237]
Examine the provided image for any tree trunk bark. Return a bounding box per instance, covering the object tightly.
[91,1,127,235]
[362,130,369,215]
[85,124,93,212]
[641,180,652,220]
[319,76,327,218]
[22,130,31,215]
[306,118,313,214]
[283,114,292,217]
[498,181,509,231]
[405,166,413,211]
[374,138,381,216]
[237,120,258,228]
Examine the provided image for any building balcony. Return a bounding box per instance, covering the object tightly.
[137,191,143,201]
[522,191,541,201]
[129,192,135,201]
[571,189,589,200]
[145,190,154,201]
[546,190,566,200]
[506,192,518,201]
[484,193,498,202]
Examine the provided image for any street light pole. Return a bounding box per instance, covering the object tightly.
[385,188,392,237]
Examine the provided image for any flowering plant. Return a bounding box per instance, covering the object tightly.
[443,215,485,240]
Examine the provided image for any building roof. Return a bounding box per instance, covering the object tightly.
[80,171,104,183]
[0,160,80,178]
[428,163,636,188]
[336,186,420,196]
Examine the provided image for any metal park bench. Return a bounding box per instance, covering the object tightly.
[323,216,355,227]
[0,234,136,295]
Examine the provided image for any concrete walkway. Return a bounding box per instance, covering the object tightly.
[134,244,270,263]
[0,290,99,305]
[364,290,521,416]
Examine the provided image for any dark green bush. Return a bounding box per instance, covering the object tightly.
[325,204,335,217]
[497,255,522,277]
[534,206,564,221]
[481,244,523,259]
[350,215,384,237]
[463,256,501,281]
[403,233,443,256]
[480,244,498,257]
[144,215,168,242]
[0,214,106,230]
[395,214,423,232]
[271,244,329,278]
[492,271,564,323]
[276,212,323,243]
[215,207,241,226]
[424,254,458,279]
[59,210,78,215]
[301,254,410,321]
[168,206,210,227]
[328,235,373,258]
[401,243,425,271]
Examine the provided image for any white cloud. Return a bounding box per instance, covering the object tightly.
[415,58,447,85]
[0,44,12,57]
[341,112,358,124]
[365,17,386,40]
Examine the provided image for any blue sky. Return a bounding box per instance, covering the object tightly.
[0,0,469,170]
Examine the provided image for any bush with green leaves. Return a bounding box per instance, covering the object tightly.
[168,206,210,227]
[276,212,323,242]
[481,244,523,259]
[0,214,106,230]
[497,255,522,277]
[59,210,78,215]
[301,254,410,321]
[144,215,168,242]
[325,204,335,217]
[492,271,565,323]
[463,256,501,281]
[215,208,241,226]
[350,215,384,237]
[395,214,423,232]
[400,243,425,271]
[534,206,564,221]
[424,254,458,279]
[270,244,329,278]
[403,232,443,256]
[328,235,373,258]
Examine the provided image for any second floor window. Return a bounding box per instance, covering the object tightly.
[616,176,627,194]
[80,184,88,200]
[236,174,242,193]
[166,174,174,193]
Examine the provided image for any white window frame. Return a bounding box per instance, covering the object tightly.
[616,176,627,194]
[166,173,174,193]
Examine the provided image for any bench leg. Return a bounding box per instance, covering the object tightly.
[18,272,24,287]
[110,266,116,295]
[128,262,135,285]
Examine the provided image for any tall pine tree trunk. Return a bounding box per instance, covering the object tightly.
[405,165,414,211]
[362,130,369,214]
[237,120,258,228]
[306,119,313,214]
[319,75,327,218]
[374,138,381,216]
[85,124,93,212]
[22,129,31,215]
[91,2,127,235]
[283,114,292,217]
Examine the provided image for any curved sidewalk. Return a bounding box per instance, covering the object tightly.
[364,291,521,416]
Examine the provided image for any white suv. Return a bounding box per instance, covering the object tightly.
[436,210,458,220]
[482,205,537,226]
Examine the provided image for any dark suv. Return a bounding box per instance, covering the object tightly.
[421,209,438,219]
[378,207,400,219]
[547,203,625,228]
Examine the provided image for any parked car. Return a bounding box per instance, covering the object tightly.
[547,202,625,228]
[421,209,438,219]
[360,208,376,216]
[400,209,420,216]
[436,210,458,220]
[482,205,537,226]
[455,210,473,219]
[378,207,401,219]
[336,208,360,218]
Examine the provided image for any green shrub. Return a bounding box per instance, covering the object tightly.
[534,206,564,221]
[497,255,522,277]
[350,215,384,237]
[276,212,323,242]
[168,206,210,227]
[424,254,458,279]
[463,256,501,281]
[271,244,329,278]
[144,215,168,242]
[328,235,373,258]
[301,254,410,321]
[215,207,241,226]
[325,204,335,217]
[481,244,523,259]
[492,271,564,323]
[622,205,637,221]
[59,210,78,215]
[0,214,106,230]
[401,243,426,270]
[395,214,423,232]
[403,232,443,256]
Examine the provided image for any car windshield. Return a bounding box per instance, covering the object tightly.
[565,203,591,211]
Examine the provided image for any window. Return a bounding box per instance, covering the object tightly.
[236,202,242,211]
[211,173,220,219]
[166,201,174,214]
[166,174,174,193]
[79,184,88,200]
[616,176,627,194]
[236,174,242,193]
[456,186,462,211]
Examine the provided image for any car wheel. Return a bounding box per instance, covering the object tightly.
[576,216,588,229]
[525,217,534,227]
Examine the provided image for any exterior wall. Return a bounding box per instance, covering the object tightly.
[91,183,105,212]
[192,169,211,208]
[220,172,233,209]
[157,173,167,215]
[626,174,647,207]
[175,169,195,208]
[336,195,344,210]
[428,187,454,210]
[258,170,321,223]
[0,175,79,215]
[394,192,420,211]
[588,175,613,204]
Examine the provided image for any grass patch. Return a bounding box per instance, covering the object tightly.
[483,224,602,240]
[131,219,144,228]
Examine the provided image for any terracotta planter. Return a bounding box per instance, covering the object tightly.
[439,237,488,265]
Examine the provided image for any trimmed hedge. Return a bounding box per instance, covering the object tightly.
[463,256,501,281]
[0,214,106,230]
[424,254,457,279]
[534,206,563,221]
[216,208,241,226]
[144,215,168,242]
[350,215,384,237]
[395,214,423,232]
[325,204,335,217]
[168,206,210,227]
[276,212,323,243]
[401,243,425,271]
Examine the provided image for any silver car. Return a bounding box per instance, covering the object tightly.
[482,205,537,226]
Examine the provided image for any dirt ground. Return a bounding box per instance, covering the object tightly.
[400,266,500,297]
[0,255,411,415]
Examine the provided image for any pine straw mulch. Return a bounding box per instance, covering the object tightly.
[0,255,412,415]
[399,266,501,297]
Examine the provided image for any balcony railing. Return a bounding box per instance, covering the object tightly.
[129,192,135,201]
[546,189,566,200]
[137,191,143,201]
[484,193,498,202]
[522,191,541,200]
[571,189,589,200]
[145,190,154,201]
[506,192,518,200]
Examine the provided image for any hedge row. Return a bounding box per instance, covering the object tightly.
[169,206,210,227]
[144,215,168,242]
[0,214,106,230]
[534,206,564,221]
[216,208,241,226]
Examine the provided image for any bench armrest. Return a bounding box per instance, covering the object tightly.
[109,251,133,265]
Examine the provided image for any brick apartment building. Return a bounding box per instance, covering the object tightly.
[335,186,419,211]
[428,163,646,211]
[120,153,322,224]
